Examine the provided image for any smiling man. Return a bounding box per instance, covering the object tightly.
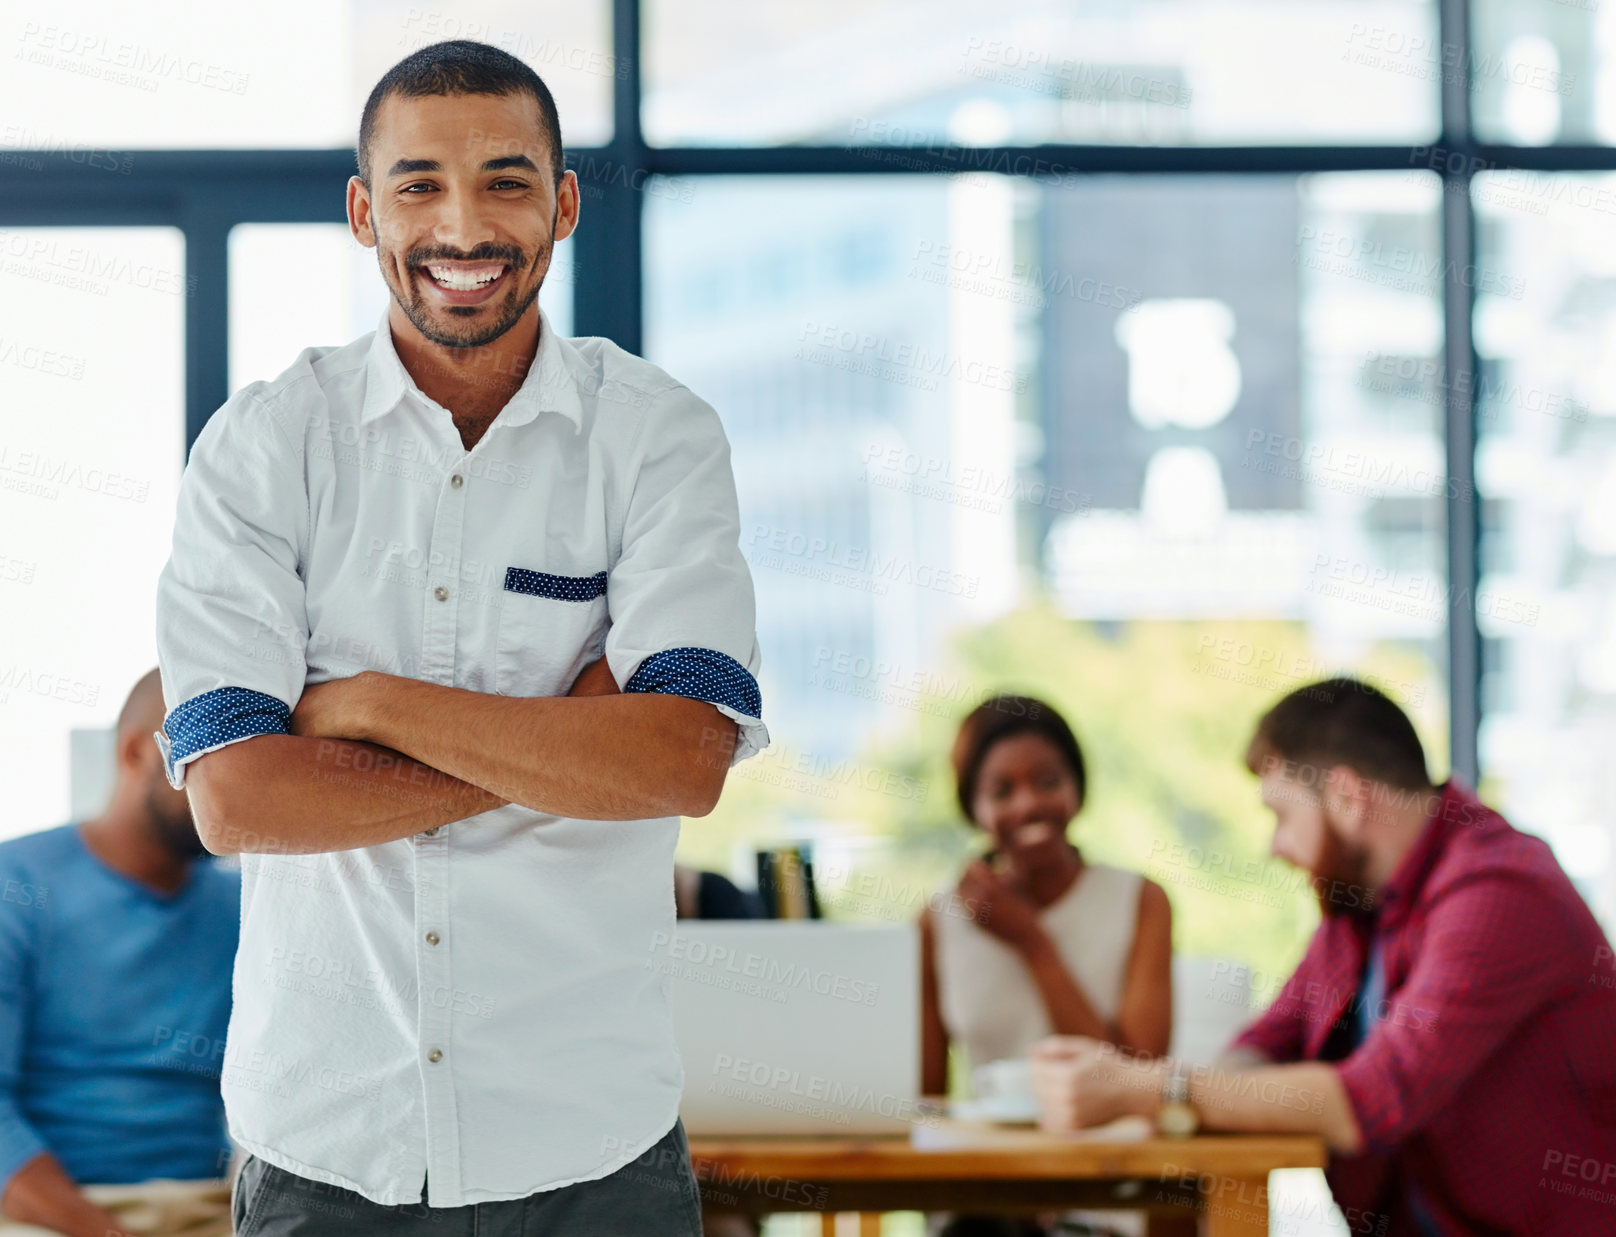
[152,40,766,1237]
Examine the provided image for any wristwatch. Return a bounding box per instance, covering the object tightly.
[1157,1061,1200,1138]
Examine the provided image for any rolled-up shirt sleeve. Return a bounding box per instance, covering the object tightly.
[1229,938,1319,1065]
[604,385,768,766]
[1335,874,1573,1151]
[0,878,45,1199]
[154,390,310,788]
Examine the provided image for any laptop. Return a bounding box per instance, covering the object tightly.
[655,921,920,1135]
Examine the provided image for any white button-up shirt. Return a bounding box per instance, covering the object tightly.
[152,306,767,1207]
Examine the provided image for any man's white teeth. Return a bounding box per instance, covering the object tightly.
[426,265,505,290]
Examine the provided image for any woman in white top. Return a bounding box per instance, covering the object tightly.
[921,693,1173,1095]
[920,696,1173,1237]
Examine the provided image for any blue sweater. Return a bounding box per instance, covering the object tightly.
[0,824,239,1195]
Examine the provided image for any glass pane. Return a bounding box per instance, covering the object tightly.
[0,0,611,150]
[1475,171,1616,932]
[0,227,185,841]
[229,222,572,395]
[645,0,1440,147]
[1472,0,1605,144]
[645,173,1447,992]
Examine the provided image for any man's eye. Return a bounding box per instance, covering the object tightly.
[491,179,528,190]
[400,184,433,194]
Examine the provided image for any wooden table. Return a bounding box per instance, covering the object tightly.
[688,1116,1327,1236]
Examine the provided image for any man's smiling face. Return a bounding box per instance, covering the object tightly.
[350,90,578,350]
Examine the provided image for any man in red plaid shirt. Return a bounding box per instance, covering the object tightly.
[1029,677,1616,1235]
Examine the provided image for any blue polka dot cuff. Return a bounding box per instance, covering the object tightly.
[623,647,767,763]
[158,686,292,788]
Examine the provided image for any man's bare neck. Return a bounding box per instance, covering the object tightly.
[1364,787,1442,890]
[389,305,540,446]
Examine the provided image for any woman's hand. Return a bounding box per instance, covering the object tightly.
[958,858,1047,955]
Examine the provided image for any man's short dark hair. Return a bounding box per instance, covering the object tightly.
[1244,677,1431,793]
[357,40,564,191]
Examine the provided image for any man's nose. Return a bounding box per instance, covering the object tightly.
[434,189,496,252]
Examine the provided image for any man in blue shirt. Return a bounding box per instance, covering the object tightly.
[0,670,240,1237]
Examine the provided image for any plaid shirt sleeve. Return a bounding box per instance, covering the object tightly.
[1229,935,1324,1064]
[1335,872,1577,1151]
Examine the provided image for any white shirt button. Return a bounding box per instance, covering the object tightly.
[433,585,449,601]
[425,931,440,946]
[427,1048,443,1063]
[450,473,464,488]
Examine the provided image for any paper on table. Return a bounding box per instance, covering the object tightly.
[911,1114,1155,1149]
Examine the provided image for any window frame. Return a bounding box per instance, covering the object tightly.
[3,0,1606,784]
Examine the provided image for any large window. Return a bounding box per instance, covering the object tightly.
[0,0,613,148]
[1474,172,1616,928]
[643,0,1442,146]
[1,0,1604,951]
[0,227,185,833]
[1472,1,1613,144]
[647,173,1449,984]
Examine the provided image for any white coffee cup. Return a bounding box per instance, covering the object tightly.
[971,1057,1034,1105]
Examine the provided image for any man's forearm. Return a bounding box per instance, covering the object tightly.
[1215,1047,1274,1071]
[1121,1055,1362,1152]
[187,733,506,856]
[350,679,735,819]
[1192,1061,1361,1150]
[1,1152,139,1237]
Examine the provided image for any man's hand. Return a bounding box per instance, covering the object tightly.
[290,671,386,742]
[568,655,619,697]
[292,657,619,743]
[283,652,729,819]
[1029,1035,1159,1131]
[0,1152,147,1237]
[959,859,1047,954]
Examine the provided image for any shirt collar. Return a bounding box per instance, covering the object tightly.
[359,304,583,433]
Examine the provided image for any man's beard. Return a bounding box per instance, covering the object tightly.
[1313,820,1372,918]
[144,786,209,860]
[381,212,554,350]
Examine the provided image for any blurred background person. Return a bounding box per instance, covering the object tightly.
[674,864,763,921]
[0,669,239,1237]
[1030,677,1616,1236]
[920,694,1173,1237]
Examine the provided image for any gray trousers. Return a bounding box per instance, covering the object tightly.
[231,1120,703,1236]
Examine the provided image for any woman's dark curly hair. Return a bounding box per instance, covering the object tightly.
[950,695,1087,824]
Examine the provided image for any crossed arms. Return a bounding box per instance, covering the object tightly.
[186,656,739,856]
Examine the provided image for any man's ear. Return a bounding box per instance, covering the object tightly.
[117,723,152,778]
[1322,766,1368,839]
[552,169,581,244]
[348,176,377,249]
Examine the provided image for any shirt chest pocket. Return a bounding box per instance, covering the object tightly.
[494,567,610,697]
